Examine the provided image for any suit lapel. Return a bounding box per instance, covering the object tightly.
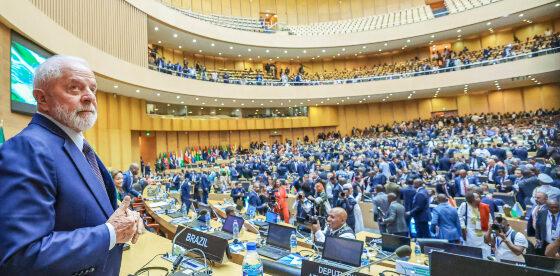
[30,114,114,218]
[64,141,114,218]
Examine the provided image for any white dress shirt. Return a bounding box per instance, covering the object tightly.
[38,112,116,250]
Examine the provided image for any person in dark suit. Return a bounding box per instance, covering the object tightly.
[527,191,548,237]
[435,176,456,198]
[535,199,560,255]
[468,153,486,171]
[123,163,141,198]
[518,168,540,209]
[0,56,142,275]
[407,179,431,238]
[438,155,452,171]
[180,176,191,215]
[454,170,473,197]
[400,179,417,233]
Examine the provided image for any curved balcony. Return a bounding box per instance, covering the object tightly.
[131,0,556,50]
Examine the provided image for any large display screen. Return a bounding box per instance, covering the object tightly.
[10,32,51,115]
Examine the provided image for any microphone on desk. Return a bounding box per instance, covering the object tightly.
[338,245,412,276]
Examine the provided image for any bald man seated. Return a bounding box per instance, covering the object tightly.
[311,207,356,243]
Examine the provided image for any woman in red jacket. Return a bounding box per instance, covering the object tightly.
[458,191,492,258]
[274,179,290,223]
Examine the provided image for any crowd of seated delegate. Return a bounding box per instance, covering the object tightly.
[124,109,560,264]
[147,30,560,85]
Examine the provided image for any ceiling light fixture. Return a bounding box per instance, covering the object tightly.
[192,39,197,43]
[173,33,178,38]
[211,43,215,46]
[154,26,159,31]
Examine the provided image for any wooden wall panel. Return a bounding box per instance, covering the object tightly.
[393,101,406,123]
[488,91,505,114]
[380,103,394,124]
[30,0,148,66]
[469,93,489,114]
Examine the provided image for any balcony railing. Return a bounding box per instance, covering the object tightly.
[148,46,560,87]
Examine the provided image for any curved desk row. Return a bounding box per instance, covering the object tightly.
[125,185,426,275]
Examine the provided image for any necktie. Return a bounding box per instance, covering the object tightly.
[82,140,105,188]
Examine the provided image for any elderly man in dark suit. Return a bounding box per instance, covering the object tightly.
[535,199,560,255]
[0,56,143,275]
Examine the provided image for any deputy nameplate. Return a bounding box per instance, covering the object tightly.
[301,260,369,276]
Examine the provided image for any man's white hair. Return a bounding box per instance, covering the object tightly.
[33,55,90,90]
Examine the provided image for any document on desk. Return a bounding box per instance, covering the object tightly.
[278,254,305,268]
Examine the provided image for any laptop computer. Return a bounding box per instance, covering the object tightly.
[381,233,411,254]
[212,215,245,240]
[524,254,560,271]
[421,242,483,259]
[252,211,278,227]
[256,223,293,260]
[318,236,363,268]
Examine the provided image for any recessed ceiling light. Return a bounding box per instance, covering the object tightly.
[429,40,433,44]
[176,96,181,99]
[384,42,388,46]
[154,26,159,31]
[238,54,242,57]
[302,50,307,53]
[113,85,118,88]
[354,54,357,56]
[214,99,218,102]
[556,3,560,6]
[519,13,524,17]
[378,49,382,52]
[202,102,206,105]
[284,50,288,54]
[362,46,367,49]
[218,53,222,55]
[249,58,253,61]
[178,45,182,49]
[157,40,161,43]
[248,48,252,52]
[173,33,178,38]
[337,53,340,56]
[322,49,326,53]
[229,46,234,49]
[198,50,202,53]
[157,93,160,96]
[195,97,199,100]
[241,103,245,106]
[135,89,140,93]
[406,39,411,43]
[211,43,215,46]
[251,100,255,102]
[457,29,462,33]
[487,22,492,25]
[181,101,184,104]
[342,48,346,51]
[276,56,279,59]
[192,39,197,43]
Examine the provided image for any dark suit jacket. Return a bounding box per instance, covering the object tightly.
[0,114,122,275]
[409,187,431,222]
[400,185,417,211]
[535,209,553,245]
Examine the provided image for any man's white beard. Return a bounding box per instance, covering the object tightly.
[52,103,97,132]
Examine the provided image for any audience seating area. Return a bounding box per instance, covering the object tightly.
[164,3,274,33]
[445,0,503,13]
[286,5,434,36]
[148,31,560,85]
